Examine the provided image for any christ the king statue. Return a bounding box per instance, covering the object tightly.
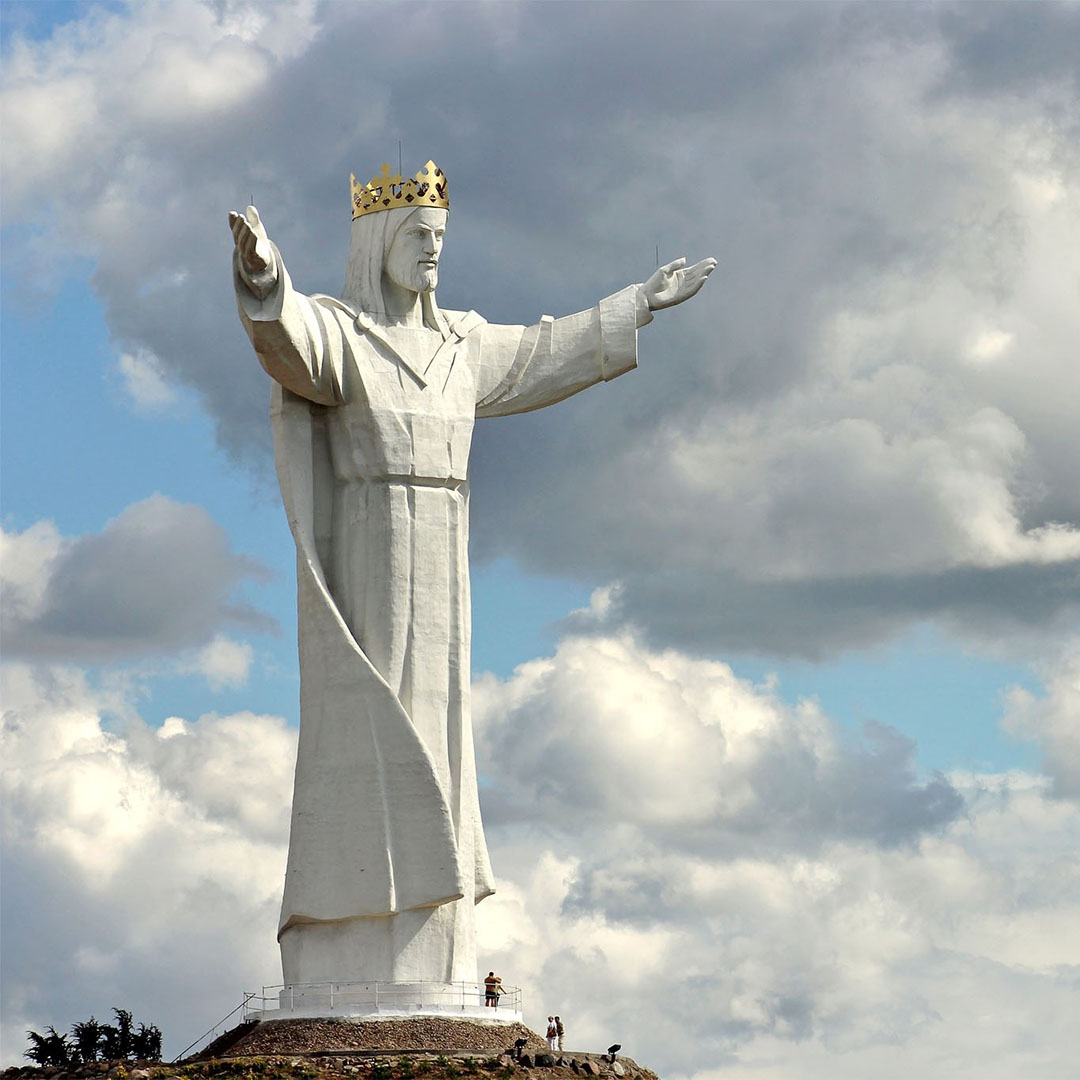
[229,160,714,991]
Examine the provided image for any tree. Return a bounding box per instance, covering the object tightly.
[24,1026,71,1068]
[27,1006,163,1065]
[131,1022,163,1062]
[99,1007,134,1060]
[71,1016,103,1063]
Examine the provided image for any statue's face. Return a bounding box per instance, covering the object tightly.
[384,207,447,294]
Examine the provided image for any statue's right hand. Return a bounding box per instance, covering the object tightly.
[229,205,273,278]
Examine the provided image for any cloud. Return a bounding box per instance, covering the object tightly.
[468,632,1079,1074]
[1001,639,1080,798]
[0,497,273,662]
[0,0,321,213]
[466,43,1080,653]
[474,632,962,856]
[113,348,178,409]
[0,519,63,620]
[0,662,292,1064]
[3,3,1079,655]
[3,631,1078,1076]
[182,634,255,690]
[468,636,1080,1077]
[476,802,1080,1079]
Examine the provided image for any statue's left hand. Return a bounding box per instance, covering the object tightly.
[229,205,274,279]
[643,257,717,311]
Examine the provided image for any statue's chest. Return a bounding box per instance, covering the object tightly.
[375,325,446,382]
[331,326,479,481]
[354,327,476,415]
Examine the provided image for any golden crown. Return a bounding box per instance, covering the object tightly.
[350,160,449,220]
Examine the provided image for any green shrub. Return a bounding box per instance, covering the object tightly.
[27,1006,163,1065]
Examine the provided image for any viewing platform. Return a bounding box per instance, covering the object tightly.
[243,981,523,1023]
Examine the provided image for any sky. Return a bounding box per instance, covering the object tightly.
[1,1,1078,1076]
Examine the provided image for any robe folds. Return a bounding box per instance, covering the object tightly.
[235,248,646,984]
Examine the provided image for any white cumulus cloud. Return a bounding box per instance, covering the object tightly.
[1002,640,1080,798]
[469,638,1080,1078]
[474,633,962,850]
[4,2,1079,653]
[185,635,254,690]
[114,348,177,409]
[3,632,1079,1077]
[0,662,293,1063]
[0,497,272,661]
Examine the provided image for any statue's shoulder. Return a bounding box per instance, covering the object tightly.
[310,293,359,320]
[443,308,487,339]
[310,295,381,342]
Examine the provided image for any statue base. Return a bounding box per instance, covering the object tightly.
[186,1014,662,1080]
[193,1014,552,1060]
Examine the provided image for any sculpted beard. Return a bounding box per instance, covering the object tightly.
[383,211,444,294]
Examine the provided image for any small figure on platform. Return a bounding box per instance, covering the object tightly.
[555,1015,565,1051]
[546,1016,559,1051]
[485,971,502,1007]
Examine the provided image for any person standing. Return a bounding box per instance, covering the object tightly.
[546,1016,558,1052]
[555,1015,565,1051]
[484,971,502,1007]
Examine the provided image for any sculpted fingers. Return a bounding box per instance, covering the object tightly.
[229,206,272,275]
[230,211,256,255]
[229,206,268,242]
[246,205,270,246]
[237,220,257,261]
[685,258,716,291]
[229,209,248,247]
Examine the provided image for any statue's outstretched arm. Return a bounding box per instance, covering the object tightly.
[475,255,716,417]
[641,257,717,312]
[229,205,279,299]
[229,206,344,406]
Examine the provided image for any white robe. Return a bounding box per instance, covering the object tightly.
[235,248,645,985]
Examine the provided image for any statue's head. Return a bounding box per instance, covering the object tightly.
[383,206,447,295]
[341,204,449,319]
[341,159,451,321]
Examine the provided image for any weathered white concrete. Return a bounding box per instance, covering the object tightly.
[229,174,714,991]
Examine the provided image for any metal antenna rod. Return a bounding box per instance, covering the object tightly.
[398,140,403,175]
[656,243,660,267]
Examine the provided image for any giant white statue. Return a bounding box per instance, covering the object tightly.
[230,161,714,992]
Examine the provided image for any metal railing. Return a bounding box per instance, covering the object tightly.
[172,993,256,1062]
[244,980,522,1018]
